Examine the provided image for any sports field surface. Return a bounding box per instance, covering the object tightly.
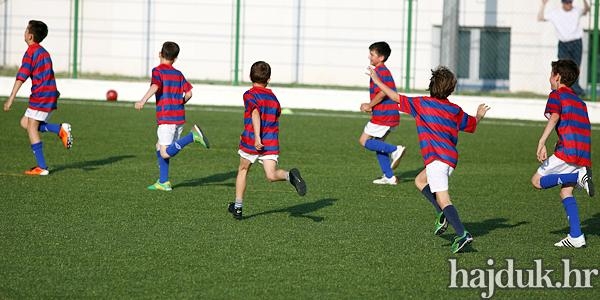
[1,99,599,298]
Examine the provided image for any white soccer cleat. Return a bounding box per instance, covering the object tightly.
[554,234,586,248]
[577,167,595,197]
[390,145,406,170]
[373,175,398,185]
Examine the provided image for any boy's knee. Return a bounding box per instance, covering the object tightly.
[531,174,542,189]
[559,188,574,199]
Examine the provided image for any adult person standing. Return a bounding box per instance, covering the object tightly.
[538,0,590,97]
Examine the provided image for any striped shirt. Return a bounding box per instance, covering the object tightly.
[16,43,59,112]
[397,95,477,168]
[239,86,281,155]
[370,64,399,127]
[544,87,591,167]
[151,64,192,125]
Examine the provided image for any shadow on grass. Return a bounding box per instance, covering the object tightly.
[51,155,136,173]
[243,198,337,222]
[396,167,422,182]
[551,213,600,237]
[173,170,237,188]
[439,218,529,253]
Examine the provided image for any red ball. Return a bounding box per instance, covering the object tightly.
[106,89,118,101]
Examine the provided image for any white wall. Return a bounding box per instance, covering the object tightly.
[0,0,595,95]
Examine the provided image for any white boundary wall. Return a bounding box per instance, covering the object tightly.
[2,76,599,124]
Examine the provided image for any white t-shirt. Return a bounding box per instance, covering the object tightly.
[545,6,584,42]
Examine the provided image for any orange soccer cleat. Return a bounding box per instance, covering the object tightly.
[58,123,73,149]
[24,166,49,176]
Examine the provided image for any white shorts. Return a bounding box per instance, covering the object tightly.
[157,124,184,146]
[24,108,52,122]
[426,160,455,193]
[537,155,580,176]
[363,121,396,139]
[238,149,278,164]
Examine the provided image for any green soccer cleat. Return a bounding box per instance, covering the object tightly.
[451,231,473,254]
[147,180,172,191]
[434,211,448,236]
[192,124,210,149]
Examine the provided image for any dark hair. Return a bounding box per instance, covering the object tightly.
[428,66,457,99]
[28,20,48,43]
[369,42,392,62]
[551,60,579,87]
[161,41,180,61]
[250,61,271,84]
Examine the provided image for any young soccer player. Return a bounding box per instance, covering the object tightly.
[531,59,594,248]
[229,61,307,220]
[135,41,210,191]
[3,20,72,176]
[368,66,490,253]
[359,42,405,185]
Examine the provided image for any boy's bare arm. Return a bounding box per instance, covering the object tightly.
[475,104,491,123]
[183,90,192,103]
[251,109,263,150]
[3,80,24,112]
[537,0,548,22]
[536,112,559,162]
[360,91,386,112]
[367,68,400,102]
[135,84,159,110]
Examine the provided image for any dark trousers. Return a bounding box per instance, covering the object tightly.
[558,39,585,96]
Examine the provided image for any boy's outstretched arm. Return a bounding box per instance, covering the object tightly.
[475,104,491,123]
[367,67,399,102]
[251,109,263,150]
[135,84,159,110]
[536,112,559,163]
[3,80,24,112]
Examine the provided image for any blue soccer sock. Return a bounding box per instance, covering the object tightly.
[165,133,194,157]
[376,152,394,178]
[364,139,396,153]
[421,185,441,213]
[31,142,47,169]
[157,150,170,183]
[38,122,60,134]
[561,197,582,238]
[540,173,578,189]
[442,205,465,236]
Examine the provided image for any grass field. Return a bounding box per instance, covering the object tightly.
[1,98,599,299]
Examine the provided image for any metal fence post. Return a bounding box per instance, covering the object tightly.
[233,0,241,86]
[591,0,599,101]
[404,0,413,92]
[72,0,79,78]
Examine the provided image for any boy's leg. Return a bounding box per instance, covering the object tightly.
[23,117,49,175]
[262,159,307,196]
[148,144,172,191]
[554,186,586,248]
[164,124,209,158]
[532,155,594,197]
[231,157,253,220]
[360,126,398,181]
[415,169,446,235]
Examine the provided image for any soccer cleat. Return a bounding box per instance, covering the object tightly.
[147,180,172,191]
[434,211,448,236]
[578,167,595,197]
[192,124,210,149]
[451,231,473,253]
[228,202,243,220]
[554,234,586,248]
[289,168,307,196]
[58,123,73,149]
[24,166,49,176]
[372,175,398,185]
[390,145,406,170]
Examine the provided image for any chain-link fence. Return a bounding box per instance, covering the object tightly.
[0,0,598,99]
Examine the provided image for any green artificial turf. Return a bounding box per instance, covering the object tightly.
[0,98,599,299]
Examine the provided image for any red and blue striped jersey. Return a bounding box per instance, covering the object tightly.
[16,43,59,112]
[151,64,192,125]
[239,86,281,155]
[370,64,399,126]
[397,95,477,168]
[544,87,591,167]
